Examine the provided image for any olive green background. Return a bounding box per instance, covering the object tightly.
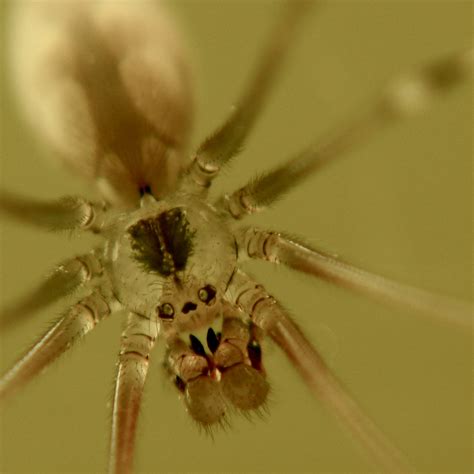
[0,1,472,473]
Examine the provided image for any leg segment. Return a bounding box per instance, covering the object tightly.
[0,250,103,330]
[109,312,158,474]
[180,1,312,194]
[0,190,108,232]
[236,228,473,328]
[217,49,473,218]
[226,269,414,473]
[0,289,117,400]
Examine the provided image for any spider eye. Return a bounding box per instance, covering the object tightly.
[158,303,175,319]
[198,285,216,304]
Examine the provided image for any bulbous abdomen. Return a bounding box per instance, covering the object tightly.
[8,0,193,206]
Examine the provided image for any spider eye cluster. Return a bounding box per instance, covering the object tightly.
[198,285,216,304]
[157,284,217,321]
[158,303,175,319]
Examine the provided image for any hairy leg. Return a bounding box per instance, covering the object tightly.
[236,227,472,328]
[109,312,158,474]
[180,0,313,194]
[0,250,103,330]
[226,269,414,473]
[217,50,473,218]
[0,190,108,232]
[0,288,118,400]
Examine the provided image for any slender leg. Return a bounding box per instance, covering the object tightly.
[236,227,473,328]
[0,289,117,400]
[217,49,473,218]
[0,251,103,330]
[226,269,415,473]
[0,189,108,232]
[109,312,158,474]
[180,0,313,194]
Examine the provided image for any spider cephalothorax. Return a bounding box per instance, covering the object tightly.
[0,1,471,473]
[117,190,269,425]
[103,190,268,426]
[105,193,237,322]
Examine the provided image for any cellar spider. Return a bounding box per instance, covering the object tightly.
[0,0,472,473]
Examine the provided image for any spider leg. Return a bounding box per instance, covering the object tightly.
[109,312,158,474]
[236,228,473,329]
[180,0,313,194]
[0,288,118,401]
[216,49,473,218]
[0,189,108,232]
[0,250,103,330]
[226,269,415,473]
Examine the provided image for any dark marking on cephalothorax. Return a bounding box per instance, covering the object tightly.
[128,207,195,276]
[158,208,195,272]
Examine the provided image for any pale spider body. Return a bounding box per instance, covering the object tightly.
[106,194,236,327]
[0,1,472,473]
[8,0,193,206]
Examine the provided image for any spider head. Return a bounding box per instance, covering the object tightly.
[111,199,237,322]
[157,275,222,333]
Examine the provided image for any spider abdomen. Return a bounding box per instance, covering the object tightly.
[9,0,194,206]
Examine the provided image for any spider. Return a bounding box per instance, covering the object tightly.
[0,1,472,473]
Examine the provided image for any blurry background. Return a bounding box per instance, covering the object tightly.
[0,1,471,472]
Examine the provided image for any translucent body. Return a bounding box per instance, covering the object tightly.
[104,195,237,330]
[9,0,193,206]
[0,0,470,474]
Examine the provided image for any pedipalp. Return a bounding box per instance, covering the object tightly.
[164,304,269,428]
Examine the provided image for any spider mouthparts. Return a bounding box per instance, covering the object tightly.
[168,324,269,427]
[206,327,220,353]
[247,340,263,371]
[189,334,206,356]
